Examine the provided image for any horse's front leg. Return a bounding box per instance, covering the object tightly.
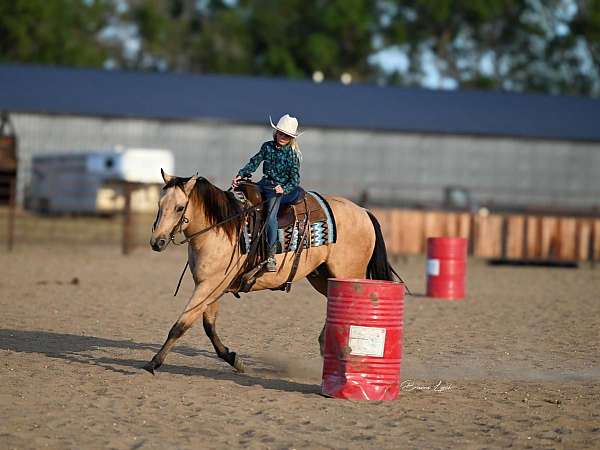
[203,302,245,372]
[143,282,223,375]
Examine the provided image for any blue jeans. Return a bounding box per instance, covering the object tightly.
[258,180,300,248]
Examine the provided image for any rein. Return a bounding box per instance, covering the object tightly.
[169,193,272,297]
[169,196,269,246]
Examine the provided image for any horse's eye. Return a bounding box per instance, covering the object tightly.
[176,206,185,213]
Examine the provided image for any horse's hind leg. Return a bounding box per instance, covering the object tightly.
[308,256,372,356]
[202,301,245,373]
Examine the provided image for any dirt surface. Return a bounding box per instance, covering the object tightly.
[1,244,599,449]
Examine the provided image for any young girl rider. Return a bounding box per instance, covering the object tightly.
[232,114,302,272]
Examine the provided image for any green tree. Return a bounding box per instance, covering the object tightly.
[0,0,114,67]
[569,0,600,94]
[380,0,600,96]
[243,0,380,80]
[125,0,381,81]
[2,0,598,97]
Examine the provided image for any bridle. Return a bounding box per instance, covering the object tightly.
[155,188,270,247]
[167,198,191,245]
[153,183,276,297]
[151,196,190,244]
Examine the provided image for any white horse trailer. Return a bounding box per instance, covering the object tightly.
[29,147,174,214]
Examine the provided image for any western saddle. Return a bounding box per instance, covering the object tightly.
[227,180,328,294]
[235,181,327,228]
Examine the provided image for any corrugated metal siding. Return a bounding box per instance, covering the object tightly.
[2,63,600,142]
[12,113,600,211]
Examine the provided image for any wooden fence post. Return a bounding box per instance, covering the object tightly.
[121,183,133,255]
[7,177,15,251]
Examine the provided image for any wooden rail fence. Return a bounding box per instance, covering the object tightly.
[370,208,600,262]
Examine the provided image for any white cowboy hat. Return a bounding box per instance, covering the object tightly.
[269,114,303,138]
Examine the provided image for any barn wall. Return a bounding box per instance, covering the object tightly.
[11,113,600,211]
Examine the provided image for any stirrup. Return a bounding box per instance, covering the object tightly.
[266,255,277,272]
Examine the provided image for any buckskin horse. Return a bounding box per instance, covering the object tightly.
[144,170,400,375]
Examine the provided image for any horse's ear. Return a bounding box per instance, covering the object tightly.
[161,168,174,184]
[183,176,198,196]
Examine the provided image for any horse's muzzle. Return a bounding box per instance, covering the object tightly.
[150,236,168,252]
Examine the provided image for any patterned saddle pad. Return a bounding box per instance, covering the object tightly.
[234,190,337,255]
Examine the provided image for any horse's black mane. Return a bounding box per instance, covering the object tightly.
[164,176,242,241]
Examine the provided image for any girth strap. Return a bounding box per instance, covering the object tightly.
[282,197,310,292]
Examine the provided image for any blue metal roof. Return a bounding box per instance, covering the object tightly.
[1,63,599,142]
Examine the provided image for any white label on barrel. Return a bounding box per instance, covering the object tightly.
[348,326,386,357]
[427,259,440,276]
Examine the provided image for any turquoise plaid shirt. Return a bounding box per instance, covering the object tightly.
[238,141,301,194]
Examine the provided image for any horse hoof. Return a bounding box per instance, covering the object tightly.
[142,362,156,375]
[233,354,245,373]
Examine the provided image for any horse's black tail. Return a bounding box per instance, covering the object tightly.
[366,211,407,288]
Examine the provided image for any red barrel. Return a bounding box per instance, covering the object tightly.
[426,237,467,299]
[321,278,404,401]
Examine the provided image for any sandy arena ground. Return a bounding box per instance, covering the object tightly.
[1,244,599,449]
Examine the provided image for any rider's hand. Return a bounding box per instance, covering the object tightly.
[232,175,242,188]
[274,185,284,195]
